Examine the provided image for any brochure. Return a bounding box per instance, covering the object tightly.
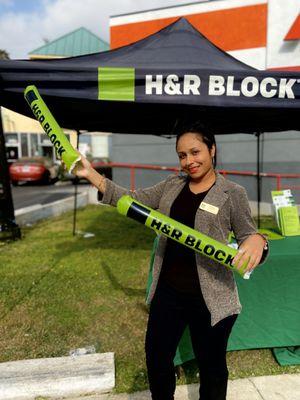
[271,190,300,236]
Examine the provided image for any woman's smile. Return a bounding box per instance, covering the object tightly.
[188,165,200,174]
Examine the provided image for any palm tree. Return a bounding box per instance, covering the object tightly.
[0,49,10,60]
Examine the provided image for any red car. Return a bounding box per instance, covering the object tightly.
[9,157,59,186]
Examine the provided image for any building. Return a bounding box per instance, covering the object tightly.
[110,0,300,70]
[2,107,72,163]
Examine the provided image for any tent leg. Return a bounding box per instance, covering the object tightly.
[255,132,261,229]
[72,131,80,236]
[0,108,21,240]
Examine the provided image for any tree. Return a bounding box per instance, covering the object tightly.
[0,49,10,60]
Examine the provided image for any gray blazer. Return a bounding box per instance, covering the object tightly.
[100,172,260,326]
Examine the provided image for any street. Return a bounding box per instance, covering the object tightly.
[11,181,89,210]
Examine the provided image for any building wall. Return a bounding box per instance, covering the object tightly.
[267,0,300,69]
[110,0,300,70]
[2,107,45,134]
[1,106,79,162]
[111,0,268,69]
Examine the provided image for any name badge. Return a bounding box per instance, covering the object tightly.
[199,202,219,215]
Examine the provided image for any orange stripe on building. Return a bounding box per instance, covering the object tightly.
[110,4,267,52]
[284,14,300,41]
[268,65,300,71]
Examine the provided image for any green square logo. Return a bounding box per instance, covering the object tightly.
[98,67,135,101]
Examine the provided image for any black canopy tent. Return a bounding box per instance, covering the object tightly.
[1,18,300,235]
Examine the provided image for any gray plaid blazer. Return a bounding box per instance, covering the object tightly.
[100,172,261,326]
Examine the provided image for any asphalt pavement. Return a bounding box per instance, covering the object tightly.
[11,181,88,210]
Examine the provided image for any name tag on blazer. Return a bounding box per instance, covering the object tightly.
[199,202,219,215]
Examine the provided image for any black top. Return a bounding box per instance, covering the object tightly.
[160,180,212,294]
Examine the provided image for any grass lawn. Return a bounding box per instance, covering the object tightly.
[0,207,299,393]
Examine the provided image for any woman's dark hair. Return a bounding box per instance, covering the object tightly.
[175,121,217,168]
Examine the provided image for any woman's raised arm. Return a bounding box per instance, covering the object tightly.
[73,154,106,194]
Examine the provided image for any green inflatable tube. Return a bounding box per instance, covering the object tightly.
[117,195,252,279]
[24,85,81,172]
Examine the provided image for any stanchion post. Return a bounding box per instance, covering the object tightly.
[72,131,80,236]
[255,131,262,229]
[130,167,135,191]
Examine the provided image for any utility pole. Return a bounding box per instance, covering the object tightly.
[0,107,21,240]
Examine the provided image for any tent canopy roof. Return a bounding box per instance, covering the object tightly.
[74,17,254,70]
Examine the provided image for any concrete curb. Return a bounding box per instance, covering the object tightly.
[249,201,272,217]
[0,353,115,400]
[15,191,89,226]
[14,186,100,227]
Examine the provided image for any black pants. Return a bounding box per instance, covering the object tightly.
[145,281,237,400]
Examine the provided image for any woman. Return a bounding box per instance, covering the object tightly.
[73,122,267,400]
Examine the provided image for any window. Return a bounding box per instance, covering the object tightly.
[4,133,18,145]
[21,134,29,157]
[30,134,39,156]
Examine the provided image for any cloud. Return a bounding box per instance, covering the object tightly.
[0,0,197,59]
[0,12,41,59]
[0,0,13,6]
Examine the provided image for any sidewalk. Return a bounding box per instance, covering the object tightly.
[66,373,300,400]
[1,354,299,400]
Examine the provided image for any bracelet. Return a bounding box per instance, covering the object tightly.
[255,232,268,250]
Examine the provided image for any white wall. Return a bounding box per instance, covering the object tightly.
[267,0,300,69]
[91,133,111,158]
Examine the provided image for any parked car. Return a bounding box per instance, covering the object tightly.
[9,156,59,186]
[62,157,112,183]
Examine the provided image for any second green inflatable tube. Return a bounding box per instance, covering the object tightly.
[117,195,251,278]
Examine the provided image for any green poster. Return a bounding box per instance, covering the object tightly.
[278,206,300,236]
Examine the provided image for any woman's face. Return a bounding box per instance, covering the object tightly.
[176,132,215,180]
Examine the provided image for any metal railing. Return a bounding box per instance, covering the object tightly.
[218,170,300,192]
[98,162,300,192]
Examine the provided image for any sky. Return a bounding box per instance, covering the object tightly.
[0,0,202,59]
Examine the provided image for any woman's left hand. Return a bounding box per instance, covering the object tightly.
[233,234,266,273]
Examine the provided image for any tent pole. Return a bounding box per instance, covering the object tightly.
[72,131,80,236]
[0,108,21,240]
[255,132,261,229]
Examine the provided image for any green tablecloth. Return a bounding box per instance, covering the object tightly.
[147,235,300,365]
[228,236,300,351]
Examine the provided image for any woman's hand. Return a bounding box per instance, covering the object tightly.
[62,152,106,193]
[67,153,107,193]
[233,234,266,273]
[73,154,93,179]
